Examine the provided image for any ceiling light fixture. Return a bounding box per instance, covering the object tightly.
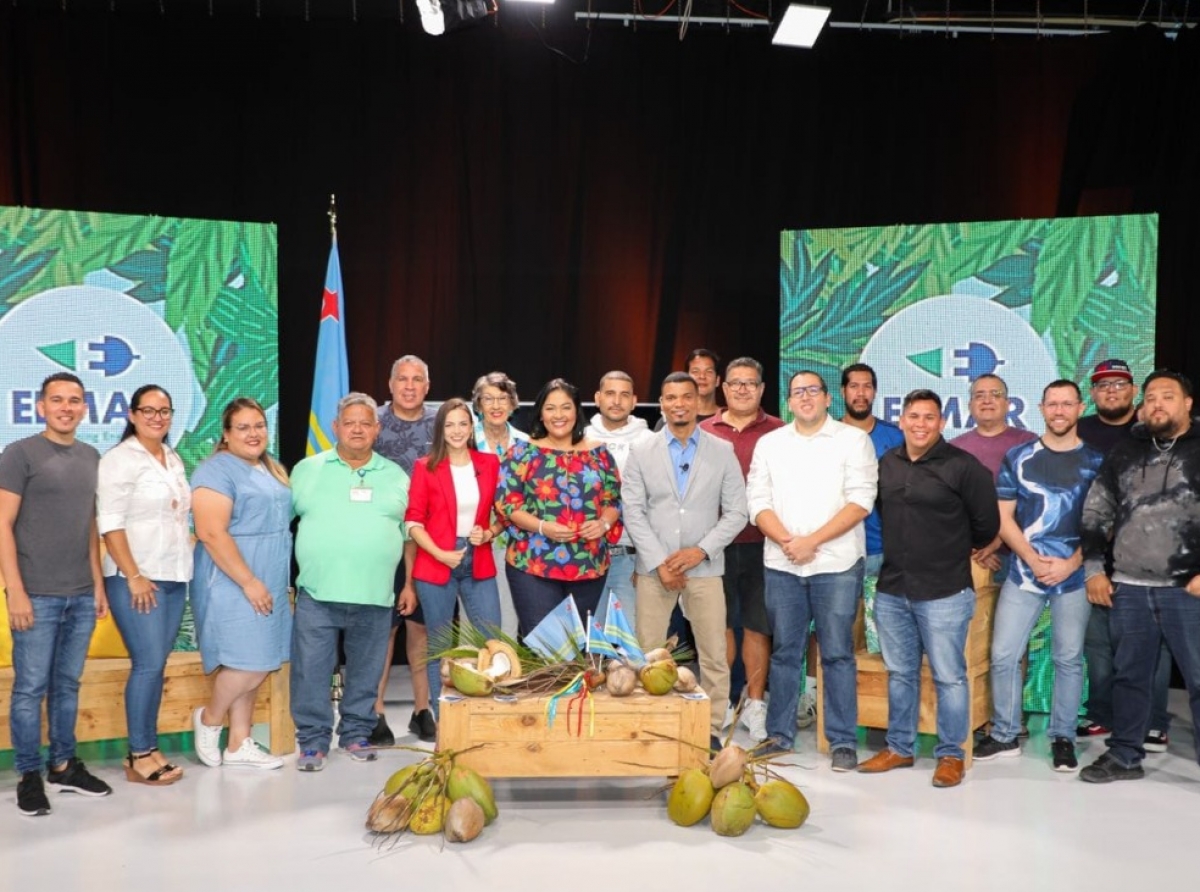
[772,3,831,48]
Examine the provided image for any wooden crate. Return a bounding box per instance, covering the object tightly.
[0,651,294,755]
[439,689,709,778]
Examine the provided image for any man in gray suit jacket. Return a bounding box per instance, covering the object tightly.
[622,372,749,740]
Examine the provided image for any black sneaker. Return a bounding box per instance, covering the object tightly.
[17,771,51,817]
[1144,729,1168,753]
[46,758,112,797]
[1051,737,1078,773]
[368,714,395,747]
[1079,752,1144,784]
[408,709,437,743]
[974,734,1020,761]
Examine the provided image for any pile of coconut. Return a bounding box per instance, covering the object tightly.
[666,742,810,836]
[602,645,698,696]
[366,752,498,844]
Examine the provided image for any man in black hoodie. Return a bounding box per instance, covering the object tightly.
[1078,369,1200,783]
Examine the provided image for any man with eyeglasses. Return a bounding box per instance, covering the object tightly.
[370,355,438,744]
[585,371,655,628]
[747,371,876,768]
[972,380,1103,773]
[700,357,784,741]
[1075,358,1172,751]
[858,389,999,788]
[1078,369,1200,783]
[289,394,409,771]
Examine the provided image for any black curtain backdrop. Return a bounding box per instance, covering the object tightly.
[2,7,1197,467]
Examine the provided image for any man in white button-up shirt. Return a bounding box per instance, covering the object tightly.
[747,370,877,770]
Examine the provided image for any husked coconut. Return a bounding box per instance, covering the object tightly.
[708,744,749,788]
[444,797,486,842]
[606,664,637,696]
[673,665,699,693]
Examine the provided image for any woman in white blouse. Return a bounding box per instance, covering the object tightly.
[98,385,193,785]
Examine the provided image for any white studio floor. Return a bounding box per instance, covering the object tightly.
[2,677,1196,892]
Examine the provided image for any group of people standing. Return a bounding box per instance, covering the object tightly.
[4,349,1198,817]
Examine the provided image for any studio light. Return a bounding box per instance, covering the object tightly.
[507,0,555,4]
[772,4,831,48]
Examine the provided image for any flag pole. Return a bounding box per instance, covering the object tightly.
[328,193,338,241]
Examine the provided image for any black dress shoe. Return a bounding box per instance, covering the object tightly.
[409,709,437,742]
[368,715,395,748]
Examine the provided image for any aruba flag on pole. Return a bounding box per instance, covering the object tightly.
[306,240,349,455]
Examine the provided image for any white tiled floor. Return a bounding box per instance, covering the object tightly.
[3,679,1196,890]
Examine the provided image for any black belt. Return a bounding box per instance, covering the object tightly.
[609,545,637,556]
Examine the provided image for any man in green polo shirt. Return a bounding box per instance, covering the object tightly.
[290,392,409,771]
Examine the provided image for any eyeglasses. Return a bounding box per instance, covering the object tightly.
[479,395,510,406]
[1042,401,1080,411]
[971,389,1006,401]
[232,422,268,434]
[1093,381,1131,392]
[135,407,173,420]
[726,379,762,391]
[789,385,825,398]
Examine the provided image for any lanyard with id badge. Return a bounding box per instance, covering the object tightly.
[350,467,373,502]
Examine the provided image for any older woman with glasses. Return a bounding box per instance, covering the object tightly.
[98,385,192,785]
[471,371,527,637]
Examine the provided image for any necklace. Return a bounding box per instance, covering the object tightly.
[1152,435,1179,455]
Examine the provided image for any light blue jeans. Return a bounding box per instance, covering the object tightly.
[9,593,97,774]
[417,539,502,717]
[989,580,1089,741]
[763,562,863,751]
[105,576,188,752]
[597,552,637,633]
[875,587,976,759]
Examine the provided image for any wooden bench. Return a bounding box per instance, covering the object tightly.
[0,651,295,755]
[815,565,999,768]
[439,689,709,777]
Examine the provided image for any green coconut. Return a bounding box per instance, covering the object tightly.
[409,794,451,835]
[710,782,757,837]
[446,765,499,824]
[754,778,810,829]
[383,763,421,797]
[449,661,495,696]
[666,767,716,827]
[639,659,679,695]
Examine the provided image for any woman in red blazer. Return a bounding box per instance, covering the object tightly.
[404,398,504,719]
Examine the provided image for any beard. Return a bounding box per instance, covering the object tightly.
[1096,402,1134,422]
[1146,415,1184,439]
[844,403,873,421]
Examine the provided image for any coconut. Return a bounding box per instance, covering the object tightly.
[707,744,749,789]
[643,646,675,665]
[673,665,699,693]
[666,767,715,827]
[408,794,451,835]
[606,664,637,697]
[365,791,411,833]
[477,640,523,681]
[449,661,495,696]
[710,782,756,837]
[383,763,421,797]
[444,797,486,843]
[754,779,810,829]
[639,659,679,695]
[446,765,498,824]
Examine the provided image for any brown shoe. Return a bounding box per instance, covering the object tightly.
[858,749,915,774]
[931,756,965,788]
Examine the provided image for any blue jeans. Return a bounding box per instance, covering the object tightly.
[1106,584,1200,767]
[105,576,188,752]
[763,561,863,750]
[1083,603,1172,730]
[290,590,393,751]
[990,580,1089,741]
[418,541,502,717]
[875,587,976,759]
[596,552,637,633]
[9,593,97,774]
[506,565,607,639]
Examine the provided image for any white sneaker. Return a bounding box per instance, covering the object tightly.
[223,737,284,770]
[193,707,224,767]
[739,698,769,742]
[796,689,817,729]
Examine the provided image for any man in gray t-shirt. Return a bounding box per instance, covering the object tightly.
[0,372,112,815]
